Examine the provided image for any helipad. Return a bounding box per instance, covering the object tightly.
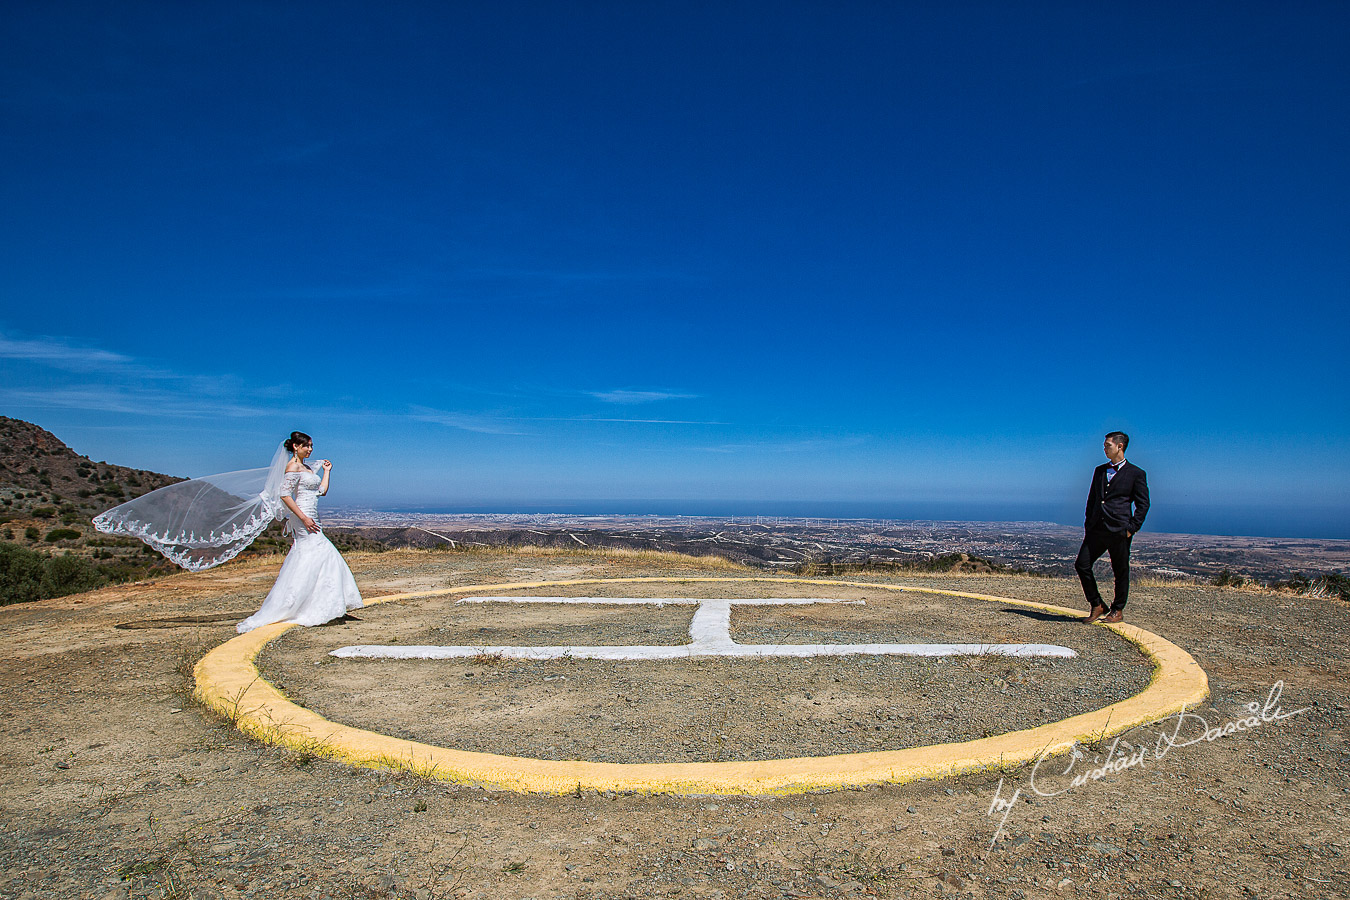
[193,577,1208,795]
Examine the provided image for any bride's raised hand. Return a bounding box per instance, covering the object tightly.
[320,460,333,472]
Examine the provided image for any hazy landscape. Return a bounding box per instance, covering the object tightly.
[323,509,1350,588]
[3,416,1348,609]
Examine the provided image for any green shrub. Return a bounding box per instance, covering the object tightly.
[1283,571,1350,602]
[40,553,106,597]
[1212,569,1244,587]
[32,507,56,519]
[1322,572,1350,601]
[0,542,110,605]
[24,526,40,541]
[44,528,81,542]
[0,543,47,605]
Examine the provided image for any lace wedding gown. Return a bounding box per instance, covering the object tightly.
[237,468,363,633]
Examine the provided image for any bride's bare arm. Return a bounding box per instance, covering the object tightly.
[318,459,332,496]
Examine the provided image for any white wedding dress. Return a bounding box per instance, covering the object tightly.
[237,467,363,633]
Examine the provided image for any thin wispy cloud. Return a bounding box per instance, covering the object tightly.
[560,416,727,426]
[0,333,135,371]
[692,436,866,454]
[0,386,273,419]
[1,330,306,419]
[409,406,532,436]
[409,406,724,433]
[589,389,698,404]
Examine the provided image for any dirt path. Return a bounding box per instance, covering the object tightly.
[1,549,1346,899]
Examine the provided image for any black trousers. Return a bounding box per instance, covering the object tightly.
[1075,527,1132,612]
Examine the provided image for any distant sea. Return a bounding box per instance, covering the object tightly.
[372,500,1350,541]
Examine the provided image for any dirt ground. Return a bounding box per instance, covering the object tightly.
[0,548,1346,900]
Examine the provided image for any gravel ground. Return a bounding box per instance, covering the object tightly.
[260,581,1150,763]
[0,548,1346,900]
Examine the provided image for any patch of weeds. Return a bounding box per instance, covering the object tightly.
[417,836,475,900]
[114,815,190,898]
[198,674,265,730]
[117,855,170,880]
[173,637,215,692]
[799,831,916,895]
[369,748,444,782]
[471,649,504,666]
[1083,713,1116,752]
[989,752,1022,776]
[502,860,527,874]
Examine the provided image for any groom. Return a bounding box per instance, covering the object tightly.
[1077,432,1149,624]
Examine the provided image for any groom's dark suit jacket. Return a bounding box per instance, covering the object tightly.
[1085,461,1150,535]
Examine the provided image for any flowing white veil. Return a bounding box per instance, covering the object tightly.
[93,442,292,571]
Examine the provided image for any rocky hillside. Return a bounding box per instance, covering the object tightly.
[0,417,284,604]
[0,416,183,516]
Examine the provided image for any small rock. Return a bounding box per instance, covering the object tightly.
[907,806,917,814]
[1088,841,1122,856]
[816,873,864,891]
[1057,877,1073,890]
[692,838,719,851]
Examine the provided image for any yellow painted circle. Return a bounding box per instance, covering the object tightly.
[193,577,1208,795]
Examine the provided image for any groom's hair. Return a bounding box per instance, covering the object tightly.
[1105,431,1130,451]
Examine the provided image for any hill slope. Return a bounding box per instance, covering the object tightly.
[0,416,183,515]
[0,418,270,602]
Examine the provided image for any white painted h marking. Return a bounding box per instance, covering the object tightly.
[329,597,1075,661]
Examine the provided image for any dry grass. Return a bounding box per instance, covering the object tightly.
[409,543,754,571]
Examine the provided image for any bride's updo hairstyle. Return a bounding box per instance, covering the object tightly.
[284,431,312,453]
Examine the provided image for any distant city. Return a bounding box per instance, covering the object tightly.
[326,508,1350,584]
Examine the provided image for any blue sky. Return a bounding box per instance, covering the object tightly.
[2,2,1347,538]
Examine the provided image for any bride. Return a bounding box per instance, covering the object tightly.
[236,431,363,633]
[94,430,363,632]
